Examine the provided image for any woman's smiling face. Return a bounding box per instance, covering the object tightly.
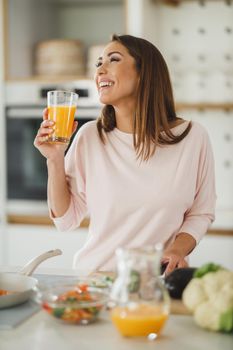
[94,41,139,107]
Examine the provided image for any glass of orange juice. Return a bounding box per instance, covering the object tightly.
[110,246,170,340]
[47,90,78,144]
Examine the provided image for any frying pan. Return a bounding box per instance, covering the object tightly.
[0,249,62,309]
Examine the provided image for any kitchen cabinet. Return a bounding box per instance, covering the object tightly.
[3,224,88,268]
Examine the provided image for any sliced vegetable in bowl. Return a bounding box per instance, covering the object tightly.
[33,281,109,324]
[87,274,114,289]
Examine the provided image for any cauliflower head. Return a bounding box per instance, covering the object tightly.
[182,263,233,333]
[182,278,207,312]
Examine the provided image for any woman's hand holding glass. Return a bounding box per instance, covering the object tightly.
[34,108,78,160]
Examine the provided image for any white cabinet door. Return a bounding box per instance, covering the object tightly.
[5,224,88,269]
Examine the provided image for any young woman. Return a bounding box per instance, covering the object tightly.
[34,34,216,274]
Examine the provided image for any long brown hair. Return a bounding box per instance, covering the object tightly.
[96,34,191,161]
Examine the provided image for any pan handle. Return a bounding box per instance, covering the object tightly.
[19,249,62,276]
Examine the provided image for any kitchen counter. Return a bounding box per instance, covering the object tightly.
[1,309,232,350]
[0,268,232,350]
[1,310,232,350]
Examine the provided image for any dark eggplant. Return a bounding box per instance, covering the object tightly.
[164,267,197,299]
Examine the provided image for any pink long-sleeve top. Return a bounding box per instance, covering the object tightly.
[51,120,216,272]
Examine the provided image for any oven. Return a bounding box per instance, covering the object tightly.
[5,80,101,215]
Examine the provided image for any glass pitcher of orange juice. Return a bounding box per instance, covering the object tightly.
[110,245,170,339]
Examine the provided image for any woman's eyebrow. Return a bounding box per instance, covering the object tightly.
[97,51,124,61]
[107,51,124,57]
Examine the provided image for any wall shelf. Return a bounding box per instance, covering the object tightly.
[7,214,90,228]
[4,0,125,80]
[156,0,232,5]
[176,103,233,111]
[5,75,89,83]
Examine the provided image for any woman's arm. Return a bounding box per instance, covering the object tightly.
[47,156,71,218]
[162,126,216,275]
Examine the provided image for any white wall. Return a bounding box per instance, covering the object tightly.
[189,234,233,270]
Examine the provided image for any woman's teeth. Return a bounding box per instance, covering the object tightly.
[99,81,113,88]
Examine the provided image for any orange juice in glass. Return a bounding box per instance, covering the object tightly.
[47,90,78,144]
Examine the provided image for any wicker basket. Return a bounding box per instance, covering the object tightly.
[35,39,85,76]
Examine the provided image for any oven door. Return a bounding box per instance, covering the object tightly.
[6,106,98,206]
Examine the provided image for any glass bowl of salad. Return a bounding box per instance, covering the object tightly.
[33,280,109,324]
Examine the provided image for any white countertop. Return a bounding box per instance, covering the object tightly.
[1,309,232,350]
[0,268,232,350]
